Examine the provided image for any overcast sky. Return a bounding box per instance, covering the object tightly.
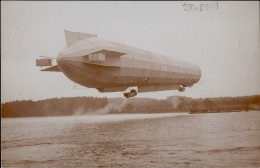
[1,1,259,102]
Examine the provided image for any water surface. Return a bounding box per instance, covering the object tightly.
[2,111,260,167]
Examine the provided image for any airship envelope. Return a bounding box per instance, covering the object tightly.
[37,30,201,98]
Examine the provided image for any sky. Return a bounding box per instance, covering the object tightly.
[1,1,260,102]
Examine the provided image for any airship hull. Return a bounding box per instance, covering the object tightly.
[36,30,201,94]
[56,34,201,93]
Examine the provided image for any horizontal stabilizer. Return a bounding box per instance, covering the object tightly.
[40,65,61,72]
[65,30,97,47]
[93,49,126,57]
[83,49,125,64]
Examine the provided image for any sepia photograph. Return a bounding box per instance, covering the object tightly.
[1,1,260,167]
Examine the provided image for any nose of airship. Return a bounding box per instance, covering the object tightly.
[57,51,68,71]
[56,53,88,87]
[57,52,81,75]
[56,50,101,88]
[56,48,83,71]
[56,49,68,63]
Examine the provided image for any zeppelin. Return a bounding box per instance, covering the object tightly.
[36,30,201,98]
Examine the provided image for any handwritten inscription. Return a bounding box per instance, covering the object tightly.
[183,2,218,12]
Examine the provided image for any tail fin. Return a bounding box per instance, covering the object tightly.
[65,30,97,47]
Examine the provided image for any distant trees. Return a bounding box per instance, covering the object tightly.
[190,100,199,112]
[246,96,260,106]
[2,95,260,118]
[203,99,216,111]
[2,97,108,118]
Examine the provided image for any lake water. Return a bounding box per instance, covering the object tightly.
[2,111,260,167]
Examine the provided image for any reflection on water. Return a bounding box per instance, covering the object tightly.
[2,111,260,167]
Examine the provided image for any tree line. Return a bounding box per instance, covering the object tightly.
[107,95,260,114]
[1,95,260,118]
[2,97,108,118]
